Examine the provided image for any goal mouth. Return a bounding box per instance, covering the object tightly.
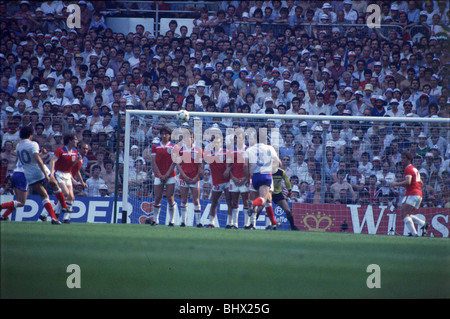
[121,109,447,230]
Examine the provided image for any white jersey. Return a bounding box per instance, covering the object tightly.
[13,159,24,173]
[15,139,49,184]
[244,143,280,175]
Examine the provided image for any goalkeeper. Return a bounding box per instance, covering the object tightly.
[270,168,299,231]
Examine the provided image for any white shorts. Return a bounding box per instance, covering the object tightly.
[25,165,51,185]
[402,195,422,209]
[179,178,199,188]
[154,176,176,186]
[212,182,230,193]
[229,179,250,193]
[55,171,73,187]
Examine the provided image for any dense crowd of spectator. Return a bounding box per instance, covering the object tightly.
[0,1,449,209]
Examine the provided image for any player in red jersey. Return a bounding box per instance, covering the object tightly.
[227,137,250,229]
[49,133,78,223]
[390,150,429,236]
[151,126,178,226]
[71,141,89,189]
[204,126,232,228]
[175,127,203,227]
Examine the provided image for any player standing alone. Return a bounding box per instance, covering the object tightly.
[227,138,250,229]
[0,127,62,224]
[151,126,178,226]
[390,150,429,237]
[176,127,203,227]
[204,127,232,228]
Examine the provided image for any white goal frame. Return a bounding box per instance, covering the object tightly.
[121,109,447,223]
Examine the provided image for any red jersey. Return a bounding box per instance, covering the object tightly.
[54,146,78,173]
[231,147,246,179]
[151,142,178,178]
[404,164,423,197]
[205,148,230,186]
[179,145,203,180]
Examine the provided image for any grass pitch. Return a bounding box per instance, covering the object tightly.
[1,222,449,299]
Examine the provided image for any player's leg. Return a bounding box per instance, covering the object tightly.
[255,185,270,215]
[166,181,176,226]
[277,198,298,230]
[404,195,428,236]
[63,183,75,223]
[400,202,419,236]
[208,189,222,228]
[224,187,234,228]
[51,172,69,212]
[1,173,28,220]
[191,184,202,227]
[40,174,69,220]
[0,188,27,220]
[31,182,61,225]
[152,178,164,225]
[179,183,189,227]
[55,176,75,223]
[230,188,240,228]
[247,181,258,229]
[241,191,250,228]
[263,192,279,229]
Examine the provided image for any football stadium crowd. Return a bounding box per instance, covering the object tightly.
[0,0,449,208]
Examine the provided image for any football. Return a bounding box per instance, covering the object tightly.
[176,110,190,124]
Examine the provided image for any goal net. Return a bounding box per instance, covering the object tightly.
[121,110,449,236]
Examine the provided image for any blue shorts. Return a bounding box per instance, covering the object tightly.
[11,172,28,192]
[251,173,273,191]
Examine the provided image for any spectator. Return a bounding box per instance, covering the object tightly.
[85,165,105,197]
[0,0,447,210]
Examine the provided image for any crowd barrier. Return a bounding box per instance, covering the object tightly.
[4,195,449,237]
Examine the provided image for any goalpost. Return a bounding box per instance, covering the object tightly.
[120,109,448,234]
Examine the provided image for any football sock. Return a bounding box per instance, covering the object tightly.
[43,199,58,220]
[180,204,187,224]
[404,216,417,236]
[153,204,161,224]
[243,208,249,227]
[168,203,176,224]
[194,205,201,225]
[64,201,72,220]
[209,214,215,226]
[410,215,425,227]
[253,197,264,208]
[232,208,239,226]
[265,205,277,225]
[226,213,232,226]
[250,210,256,226]
[1,201,17,210]
[54,189,68,209]
[3,208,15,218]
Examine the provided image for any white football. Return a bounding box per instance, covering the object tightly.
[177,110,190,124]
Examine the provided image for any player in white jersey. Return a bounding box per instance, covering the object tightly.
[244,138,282,230]
[0,127,63,224]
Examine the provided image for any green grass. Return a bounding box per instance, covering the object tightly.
[1,222,449,299]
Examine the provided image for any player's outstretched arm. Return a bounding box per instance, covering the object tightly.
[391,175,412,188]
